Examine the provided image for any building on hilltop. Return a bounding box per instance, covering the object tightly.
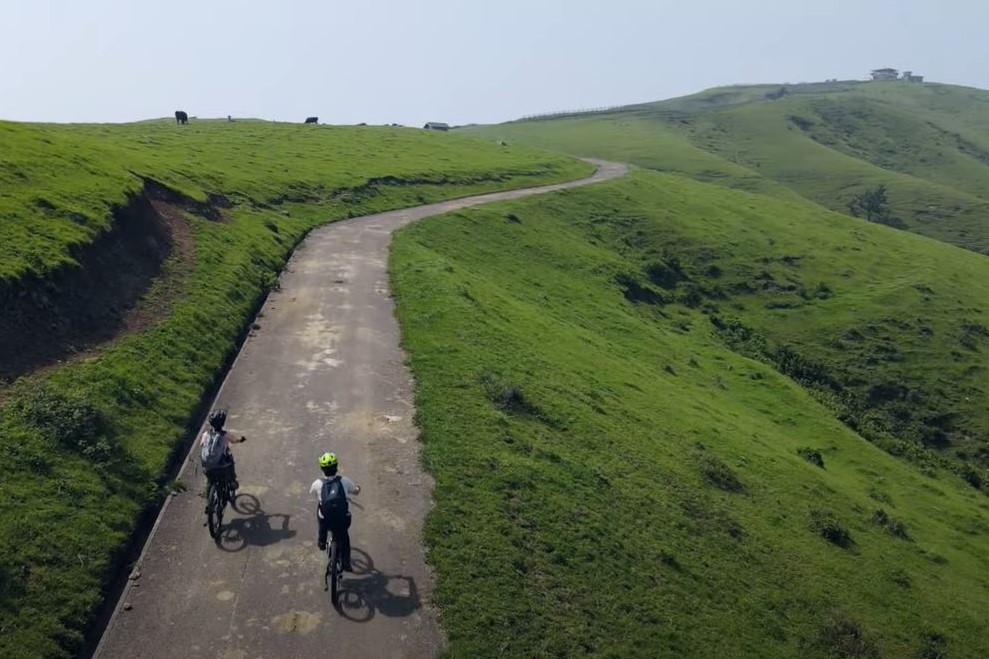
[423,122,450,131]
[870,68,899,81]
[869,68,924,82]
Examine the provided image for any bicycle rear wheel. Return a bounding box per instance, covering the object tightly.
[206,482,222,539]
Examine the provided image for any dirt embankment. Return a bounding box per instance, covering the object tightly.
[0,181,199,384]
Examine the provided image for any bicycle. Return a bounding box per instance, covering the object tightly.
[204,466,236,540]
[323,529,344,604]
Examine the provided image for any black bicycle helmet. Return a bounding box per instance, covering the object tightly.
[208,409,227,431]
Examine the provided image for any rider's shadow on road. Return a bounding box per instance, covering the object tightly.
[334,547,422,623]
[218,494,297,552]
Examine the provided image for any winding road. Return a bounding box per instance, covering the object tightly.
[94,159,627,659]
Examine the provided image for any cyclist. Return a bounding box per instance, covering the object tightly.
[310,452,360,571]
[200,409,246,492]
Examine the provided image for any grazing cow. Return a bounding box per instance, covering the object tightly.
[175,110,188,125]
[304,116,318,124]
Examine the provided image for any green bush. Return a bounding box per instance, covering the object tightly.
[699,455,745,492]
[811,510,854,548]
[817,611,880,658]
[798,447,826,468]
[872,509,911,540]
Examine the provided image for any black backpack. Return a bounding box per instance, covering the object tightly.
[319,476,349,520]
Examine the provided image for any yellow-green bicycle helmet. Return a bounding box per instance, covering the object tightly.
[318,452,338,468]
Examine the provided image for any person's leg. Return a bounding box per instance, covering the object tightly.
[227,453,239,491]
[204,473,213,514]
[318,513,329,550]
[339,513,353,570]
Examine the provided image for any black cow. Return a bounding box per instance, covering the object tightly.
[304,116,318,124]
[175,110,188,125]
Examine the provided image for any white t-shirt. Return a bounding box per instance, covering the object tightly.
[310,476,358,519]
[200,429,232,452]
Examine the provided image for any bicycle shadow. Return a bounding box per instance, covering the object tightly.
[332,548,422,623]
[218,494,296,552]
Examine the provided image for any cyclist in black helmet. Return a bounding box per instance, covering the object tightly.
[200,408,246,491]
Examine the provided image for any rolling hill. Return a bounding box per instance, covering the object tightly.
[391,168,989,658]
[0,119,589,659]
[467,81,989,253]
[465,82,989,484]
[378,81,989,656]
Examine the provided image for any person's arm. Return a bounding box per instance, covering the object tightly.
[343,476,361,496]
[223,428,247,444]
[224,431,247,444]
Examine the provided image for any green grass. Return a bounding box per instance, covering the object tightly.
[470,114,800,200]
[467,81,989,254]
[0,119,588,285]
[0,119,590,659]
[391,170,989,658]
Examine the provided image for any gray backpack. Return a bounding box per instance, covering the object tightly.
[200,429,226,469]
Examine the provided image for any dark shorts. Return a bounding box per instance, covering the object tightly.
[204,461,235,483]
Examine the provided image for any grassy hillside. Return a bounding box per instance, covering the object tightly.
[391,170,989,658]
[467,81,989,254]
[0,119,586,285]
[0,119,590,659]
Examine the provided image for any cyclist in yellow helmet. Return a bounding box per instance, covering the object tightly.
[310,452,361,570]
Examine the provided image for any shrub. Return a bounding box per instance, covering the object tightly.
[677,283,704,308]
[889,568,912,588]
[700,455,744,493]
[871,509,911,540]
[645,258,687,289]
[659,550,681,571]
[615,272,665,305]
[848,185,895,227]
[868,488,894,505]
[814,282,834,299]
[479,372,541,416]
[811,510,854,548]
[817,611,880,658]
[919,631,948,659]
[961,465,984,490]
[798,447,826,468]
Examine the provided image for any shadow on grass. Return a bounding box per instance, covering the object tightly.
[332,547,422,623]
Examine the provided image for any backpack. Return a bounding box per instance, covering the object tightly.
[319,476,349,520]
[200,428,226,469]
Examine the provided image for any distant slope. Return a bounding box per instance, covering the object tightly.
[392,169,989,658]
[467,81,989,253]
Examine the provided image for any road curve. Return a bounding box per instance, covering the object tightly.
[93,159,628,659]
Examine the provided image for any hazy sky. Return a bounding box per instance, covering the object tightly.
[2,0,988,125]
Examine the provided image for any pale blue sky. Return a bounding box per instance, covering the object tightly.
[1,0,987,125]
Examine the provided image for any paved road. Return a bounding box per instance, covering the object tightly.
[94,159,627,659]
